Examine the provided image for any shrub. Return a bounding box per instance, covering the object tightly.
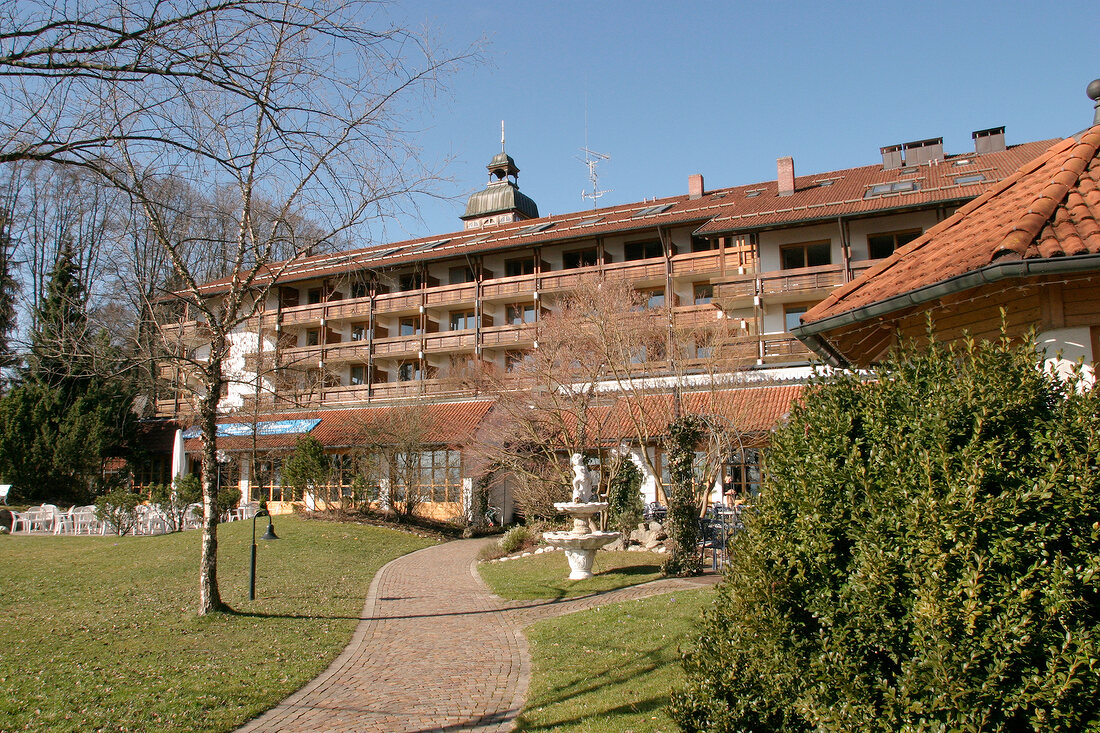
[499,525,534,555]
[662,416,704,576]
[149,475,202,532]
[94,486,140,536]
[283,436,329,504]
[670,335,1100,732]
[606,454,644,539]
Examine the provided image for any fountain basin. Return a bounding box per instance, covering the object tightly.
[543,530,620,579]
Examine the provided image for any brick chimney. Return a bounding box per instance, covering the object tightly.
[688,173,704,200]
[777,156,795,197]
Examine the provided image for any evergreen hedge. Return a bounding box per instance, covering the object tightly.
[670,336,1100,732]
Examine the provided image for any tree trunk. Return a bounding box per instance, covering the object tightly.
[198,367,228,615]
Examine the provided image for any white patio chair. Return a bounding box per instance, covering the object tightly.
[53,506,76,535]
[0,484,10,505]
[28,504,59,533]
[9,509,28,533]
[69,506,100,535]
[184,503,203,530]
[138,505,169,535]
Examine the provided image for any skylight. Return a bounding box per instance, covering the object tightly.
[745,189,764,198]
[953,159,973,167]
[517,222,554,234]
[408,238,451,254]
[864,180,922,199]
[576,216,604,226]
[954,174,985,185]
[632,203,674,218]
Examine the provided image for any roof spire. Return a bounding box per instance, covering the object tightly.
[1088,79,1100,126]
[501,120,506,152]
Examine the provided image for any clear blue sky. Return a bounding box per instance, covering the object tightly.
[374,0,1100,242]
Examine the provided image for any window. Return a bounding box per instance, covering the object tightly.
[563,248,599,269]
[506,302,536,325]
[784,304,810,332]
[307,288,323,305]
[693,283,713,305]
[449,266,474,284]
[505,350,532,373]
[350,364,367,385]
[954,174,985,185]
[867,229,921,260]
[398,272,422,291]
[450,310,477,331]
[863,180,921,199]
[397,361,421,382]
[691,236,716,252]
[391,449,462,503]
[399,317,420,337]
[780,241,831,270]
[624,240,662,261]
[306,328,321,346]
[721,449,761,503]
[350,281,369,300]
[505,257,535,277]
[350,323,367,341]
[639,288,665,309]
[255,457,284,502]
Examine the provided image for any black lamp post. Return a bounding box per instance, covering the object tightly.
[249,508,279,601]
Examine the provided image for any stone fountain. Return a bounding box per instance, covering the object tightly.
[542,454,620,580]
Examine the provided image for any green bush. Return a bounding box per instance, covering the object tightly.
[94,486,140,536]
[670,335,1100,732]
[606,454,643,538]
[499,525,534,555]
[149,476,202,532]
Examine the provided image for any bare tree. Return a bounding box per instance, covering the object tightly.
[0,0,473,614]
[468,276,757,528]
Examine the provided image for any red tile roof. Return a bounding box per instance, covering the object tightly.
[193,139,1054,295]
[800,126,1100,329]
[182,400,494,452]
[583,383,804,443]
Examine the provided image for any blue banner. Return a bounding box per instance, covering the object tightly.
[182,418,321,439]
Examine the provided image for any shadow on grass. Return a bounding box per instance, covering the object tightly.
[515,695,669,732]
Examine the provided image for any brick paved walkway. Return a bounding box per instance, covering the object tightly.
[235,538,716,733]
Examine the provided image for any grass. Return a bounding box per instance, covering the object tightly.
[515,589,713,732]
[478,550,668,600]
[0,516,433,733]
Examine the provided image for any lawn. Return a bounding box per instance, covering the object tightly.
[0,517,433,733]
[516,589,713,733]
[478,550,667,600]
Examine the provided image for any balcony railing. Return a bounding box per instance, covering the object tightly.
[372,334,422,358]
[423,330,477,353]
[424,281,477,308]
[670,249,743,277]
[759,264,845,296]
[480,322,536,348]
[603,258,667,283]
[373,290,422,315]
[480,273,537,300]
[761,336,814,362]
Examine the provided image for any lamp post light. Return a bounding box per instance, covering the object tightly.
[249,508,279,601]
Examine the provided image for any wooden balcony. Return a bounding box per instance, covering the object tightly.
[277,344,324,367]
[672,304,723,330]
[603,258,666,285]
[761,336,814,363]
[759,265,845,296]
[670,249,741,278]
[713,275,757,300]
[160,320,210,345]
[537,266,599,293]
[480,273,537,301]
[154,397,195,417]
[423,330,477,353]
[321,340,371,364]
[372,334,422,358]
[373,290,422,315]
[424,281,477,309]
[277,302,326,327]
[480,323,536,349]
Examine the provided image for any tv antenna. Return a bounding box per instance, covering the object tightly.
[579,86,611,207]
[580,147,611,207]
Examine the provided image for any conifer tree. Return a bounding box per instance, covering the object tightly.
[0,214,16,383]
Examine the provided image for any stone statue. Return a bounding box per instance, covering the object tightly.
[570,453,591,503]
